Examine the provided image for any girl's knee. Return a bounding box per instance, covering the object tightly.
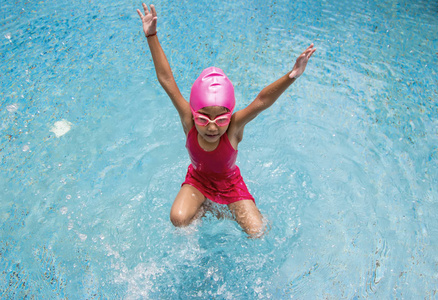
[228,200,266,238]
[170,210,191,227]
[250,225,270,239]
[243,218,266,238]
[170,185,206,227]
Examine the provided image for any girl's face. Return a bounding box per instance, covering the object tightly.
[193,106,231,144]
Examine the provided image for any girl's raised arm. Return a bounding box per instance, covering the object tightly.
[231,44,316,133]
[137,4,192,133]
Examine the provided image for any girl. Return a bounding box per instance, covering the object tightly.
[137,4,316,238]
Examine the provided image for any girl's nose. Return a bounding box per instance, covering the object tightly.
[206,122,218,131]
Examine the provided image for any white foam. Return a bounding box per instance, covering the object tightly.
[7,104,18,112]
[50,119,72,137]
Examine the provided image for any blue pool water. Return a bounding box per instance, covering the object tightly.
[1,0,437,298]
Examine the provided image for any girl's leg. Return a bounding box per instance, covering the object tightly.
[170,184,206,227]
[228,200,265,238]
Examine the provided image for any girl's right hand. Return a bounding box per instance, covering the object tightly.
[136,3,158,37]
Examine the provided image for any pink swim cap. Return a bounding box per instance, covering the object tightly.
[190,67,235,113]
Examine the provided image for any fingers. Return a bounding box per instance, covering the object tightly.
[136,9,143,18]
[150,4,157,17]
[304,43,316,59]
[142,3,149,15]
[307,48,316,59]
[138,4,157,21]
[305,44,314,53]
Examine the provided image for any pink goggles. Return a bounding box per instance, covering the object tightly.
[191,109,232,127]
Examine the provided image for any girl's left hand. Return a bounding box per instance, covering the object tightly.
[289,44,316,79]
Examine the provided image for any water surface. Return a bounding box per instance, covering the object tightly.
[1,0,437,298]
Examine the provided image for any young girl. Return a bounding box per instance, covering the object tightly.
[137,4,315,237]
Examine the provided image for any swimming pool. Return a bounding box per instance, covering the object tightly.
[1,0,437,298]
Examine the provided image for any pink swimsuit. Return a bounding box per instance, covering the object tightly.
[182,126,254,204]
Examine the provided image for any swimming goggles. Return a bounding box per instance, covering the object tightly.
[191,109,232,127]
